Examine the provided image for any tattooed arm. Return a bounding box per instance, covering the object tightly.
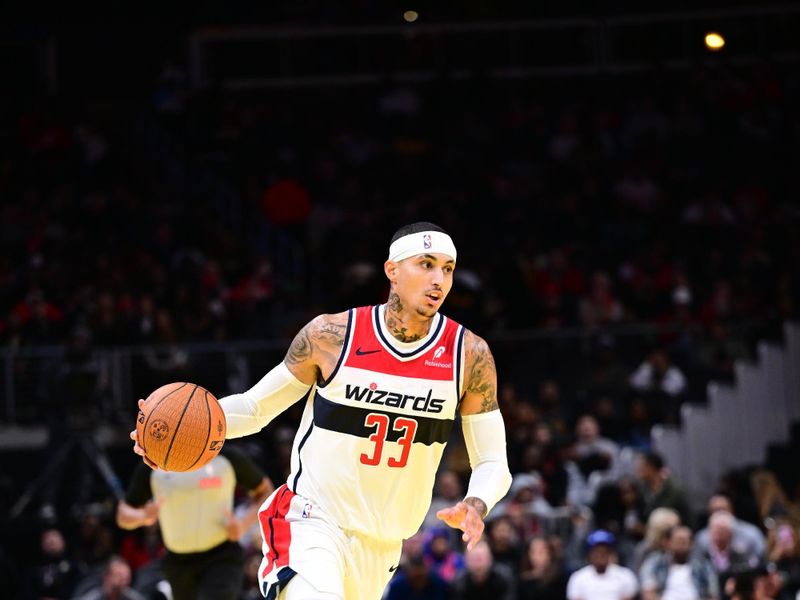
[284,312,349,385]
[437,329,511,535]
[211,312,348,439]
[131,313,350,464]
[459,330,499,416]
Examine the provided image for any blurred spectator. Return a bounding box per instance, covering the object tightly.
[384,554,451,600]
[566,530,638,600]
[632,508,682,574]
[537,427,571,507]
[765,520,800,600]
[518,536,568,600]
[26,527,82,600]
[585,334,629,403]
[593,477,646,566]
[260,176,312,242]
[629,348,688,405]
[575,414,620,476]
[118,524,164,574]
[694,495,766,563]
[637,452,691,526]
[142,309,190,378]
[701,511,763,592]
[74,512,116,571]
[751,471,800,526]
[579,271,625,327]
[423,526,465,583]
[696,322,749,382]
[486,517,523,576]
[493,472,552,518]
[72,555,146,600]
[729,565,778,600]
[537,380,570,437]
[619,477,647,542]
[566,431,617,508]
[452,540,515,600]
[48,326,110,430]
[640,525,719,600]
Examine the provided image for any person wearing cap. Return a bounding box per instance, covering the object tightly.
[567,530,639,600]
[131,221,513,600]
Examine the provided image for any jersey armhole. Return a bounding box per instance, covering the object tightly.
[454,326,466,406]
[317,308,354,388]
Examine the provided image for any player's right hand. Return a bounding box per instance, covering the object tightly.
[131,399,158,470]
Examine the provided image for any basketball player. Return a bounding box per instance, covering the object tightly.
[117,445,273,600]
[132,222,512,600]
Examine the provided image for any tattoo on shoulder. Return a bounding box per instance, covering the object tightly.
[285,326,312,365]
[317,320,347,345]
[465,333,498,413]
[284,314,348,365]
[308,314,348,349]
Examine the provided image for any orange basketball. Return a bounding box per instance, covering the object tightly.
[136,382,226,472]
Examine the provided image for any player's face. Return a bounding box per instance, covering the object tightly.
[389,253,455,318]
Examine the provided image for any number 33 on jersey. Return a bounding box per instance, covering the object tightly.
[286,304,465,541]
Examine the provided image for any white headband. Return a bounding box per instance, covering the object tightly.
[388,231,457,263]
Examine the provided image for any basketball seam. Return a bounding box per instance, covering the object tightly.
[185,389,213,471]
[141,382,188,455]
[163,384,199,470]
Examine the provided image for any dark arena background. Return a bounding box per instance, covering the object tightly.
[2,1,800,599]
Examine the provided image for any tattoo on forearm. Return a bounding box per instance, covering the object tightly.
[466,336,498,413]
[464,496,488,518]
[285,327,312,365]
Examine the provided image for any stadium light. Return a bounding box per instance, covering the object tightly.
[705,31,725,51]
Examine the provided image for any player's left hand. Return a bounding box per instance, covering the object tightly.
[436,501,485,551]
[224,510,246,541]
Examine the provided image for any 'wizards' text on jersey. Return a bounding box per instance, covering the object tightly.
[286,305,465,541]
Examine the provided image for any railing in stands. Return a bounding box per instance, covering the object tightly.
[652,321,800,510]
[0,319,773,439]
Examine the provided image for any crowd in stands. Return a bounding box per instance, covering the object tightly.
[1,31,800,600]
[2,61,798,348]
[7,443,800,599]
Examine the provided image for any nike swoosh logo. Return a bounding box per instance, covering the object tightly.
[389,564,399,572]
[355,347,381,356]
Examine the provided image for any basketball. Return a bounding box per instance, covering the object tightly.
[136,382,226,472]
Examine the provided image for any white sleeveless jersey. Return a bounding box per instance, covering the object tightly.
[285,304,466,542]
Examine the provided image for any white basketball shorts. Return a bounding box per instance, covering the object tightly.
[257,484,403,600]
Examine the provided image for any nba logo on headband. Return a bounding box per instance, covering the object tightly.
[388,230,457,262]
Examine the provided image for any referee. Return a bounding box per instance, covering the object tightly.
[116,445,273,600]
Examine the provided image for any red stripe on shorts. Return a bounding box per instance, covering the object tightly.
[259,484,295,578]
